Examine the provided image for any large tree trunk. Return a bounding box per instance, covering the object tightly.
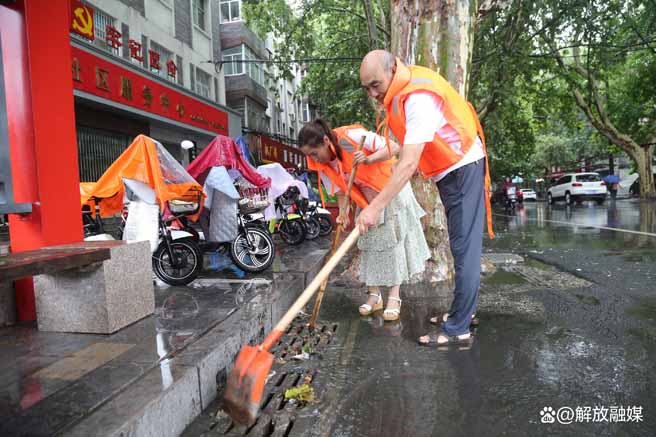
[390,0,477,282]
[629,145,656,199]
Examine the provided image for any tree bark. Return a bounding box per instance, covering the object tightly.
[629,145,655,199]
[376,0,389,49]
[362,0,380,49]
[390,0,478,282]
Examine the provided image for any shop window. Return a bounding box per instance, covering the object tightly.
[220,0,241,23]
[195,67,212,99]
[193,0,207,30]
[77,127,130,182]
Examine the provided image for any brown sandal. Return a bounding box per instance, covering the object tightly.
[418,331,473,347]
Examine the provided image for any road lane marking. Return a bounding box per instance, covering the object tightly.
[493,213,656,238]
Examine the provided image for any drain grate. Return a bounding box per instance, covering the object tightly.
[211,319,340,436]
[504,264,592,289]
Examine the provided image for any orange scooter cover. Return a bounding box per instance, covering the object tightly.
[80,134,204,219]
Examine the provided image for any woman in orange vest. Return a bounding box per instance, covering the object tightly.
[298,119,430,321]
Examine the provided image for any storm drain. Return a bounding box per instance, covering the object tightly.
[504,264,592,289]
[205,319,340,436]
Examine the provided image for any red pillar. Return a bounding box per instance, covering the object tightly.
[1,0,82,321]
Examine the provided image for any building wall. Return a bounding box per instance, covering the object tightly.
[87,0,226,105]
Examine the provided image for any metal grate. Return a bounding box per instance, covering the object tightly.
[213,320,339,436]
[77,126,130,182]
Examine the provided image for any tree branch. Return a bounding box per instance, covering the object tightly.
[324,6,391,38]
[550,42,640,154]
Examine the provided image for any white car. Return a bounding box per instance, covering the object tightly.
[547,172,607,205]
[520,188,537,201]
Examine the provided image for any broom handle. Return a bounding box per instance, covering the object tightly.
[308,135,366,328]
[263,227,360,347]
[340,135,367,219]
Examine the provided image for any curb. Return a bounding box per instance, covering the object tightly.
[63,251,328,437]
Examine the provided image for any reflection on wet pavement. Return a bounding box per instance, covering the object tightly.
[0,277,275,435]
[275,201,656,436]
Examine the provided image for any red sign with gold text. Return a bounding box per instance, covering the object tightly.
[71,47,229,135]
[258,135,306,169]
[71,1,94,40]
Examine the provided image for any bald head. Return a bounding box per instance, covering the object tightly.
[360,50,397,105]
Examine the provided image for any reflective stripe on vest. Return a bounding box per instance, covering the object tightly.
[380,59,494,239]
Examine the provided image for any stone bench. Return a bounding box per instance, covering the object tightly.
[0,240,154,333]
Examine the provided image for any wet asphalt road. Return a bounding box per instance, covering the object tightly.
[302,200,656,437]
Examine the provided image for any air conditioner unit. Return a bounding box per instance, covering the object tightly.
[290,113,296,121]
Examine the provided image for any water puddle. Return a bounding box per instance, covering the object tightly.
[484,269,527,285]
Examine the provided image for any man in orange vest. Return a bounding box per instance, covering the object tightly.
[357,50,493,347]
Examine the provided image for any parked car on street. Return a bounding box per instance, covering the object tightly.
[547,172,607,205]
[629,173,656,197]
[520,188,537,201]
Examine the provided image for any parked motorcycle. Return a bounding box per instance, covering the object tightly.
[178,187,275,274]
[269,186,306,245]
[84,192,204,286]
[306,200,334,236]
[151,199,203,286]
[230,200,275,272]
[290,197,320,240]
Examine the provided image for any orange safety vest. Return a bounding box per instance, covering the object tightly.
[306,124,394,209]
[378,59,494,238]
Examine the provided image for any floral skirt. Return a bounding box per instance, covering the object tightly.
[358,183,431,287]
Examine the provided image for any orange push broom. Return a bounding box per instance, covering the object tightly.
[223,227,361,425]
[308,135,366,330]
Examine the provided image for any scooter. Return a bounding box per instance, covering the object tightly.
[84,195,203,286]
[306,201,334,236]
[504,186,518,212]
[290,197,321,240]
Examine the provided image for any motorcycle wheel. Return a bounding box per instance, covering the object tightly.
[304,216,321,240]
[230,226,275,272]
[317,214,334,236]
[280,219,306,245]
[152,237,202,286]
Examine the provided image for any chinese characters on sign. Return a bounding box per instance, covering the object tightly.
[105,26,122,50]
[128,40,144,62]
[149,50,161,71]
[95,67,109,91]
[120,77,132,100]
[258,135,306,169]
[166,60,177,79]
[71,47,229,135]
[90,23,177,75]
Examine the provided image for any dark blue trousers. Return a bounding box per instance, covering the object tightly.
[436,158,486,336]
